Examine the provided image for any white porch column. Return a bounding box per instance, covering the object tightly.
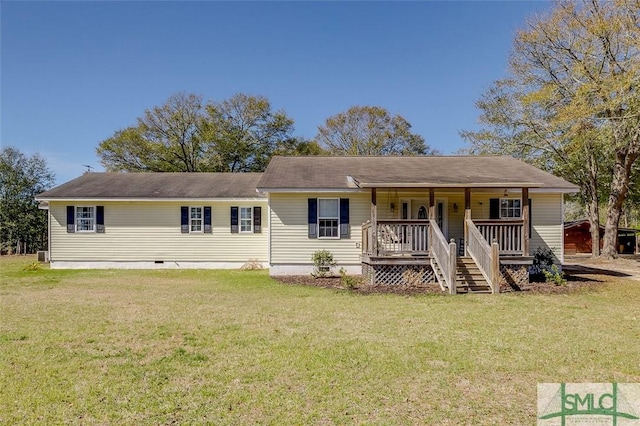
[371,188,377,256]
[522,188,530,256]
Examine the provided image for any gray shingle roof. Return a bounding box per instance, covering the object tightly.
[256,156,579,191]
[37,172,265,199]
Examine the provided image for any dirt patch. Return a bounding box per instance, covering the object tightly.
[274,275,445,296]
[500,277,604,294]
[274,273,603,295]
[276,256,640,295]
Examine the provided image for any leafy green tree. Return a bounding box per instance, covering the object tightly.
[98,93,207,172]
[97,93,303,173]
[0,146,55,254]
[461,0,640,257]
[202,93,295,172]
[273,137,326,157]
[316,106,436,156]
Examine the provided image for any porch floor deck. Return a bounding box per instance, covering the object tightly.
[361,253,431,265]
[362,253,533,265]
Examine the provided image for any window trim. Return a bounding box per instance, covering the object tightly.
[318,197,340,240]
[499,198,522,219]
[75,206,96,233]
[189,206,204,233]
[240,206,253,233]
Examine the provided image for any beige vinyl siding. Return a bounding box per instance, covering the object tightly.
[269,192,369,265]
[466,192,563,259]
[528,193,563,261]
[49,201,268,262]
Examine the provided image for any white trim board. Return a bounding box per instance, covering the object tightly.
[269,264,362,276]
[49,261,268,270]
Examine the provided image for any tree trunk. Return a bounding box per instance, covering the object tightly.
[602,150,639,258]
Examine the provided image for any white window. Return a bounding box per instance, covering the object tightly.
[240,207,252,232]
[76,206,95,232]
[500,199,521,218]
[190,207,203,232]
[318,198,339,238]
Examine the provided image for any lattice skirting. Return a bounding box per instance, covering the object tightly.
[362,263,435,286]
[499,264,529,291]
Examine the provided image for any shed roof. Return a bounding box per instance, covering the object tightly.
[564,219,639,235]
[36,172,264,200]
[256,155,579,191]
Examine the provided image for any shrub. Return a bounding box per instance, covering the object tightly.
[311,250,337,278]
[241,259,263,270]
[529,247,555,282]
[22,262,41,271]
[543,264,566,286]
[339,267,361,290]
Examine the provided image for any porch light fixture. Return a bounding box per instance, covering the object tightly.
[390,202,395,213]
[504,189,508,197]
[453,203,458,213]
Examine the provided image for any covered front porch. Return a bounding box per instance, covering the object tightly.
[360,187,533,294]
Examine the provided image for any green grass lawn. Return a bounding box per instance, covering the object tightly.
[1,256,639,425]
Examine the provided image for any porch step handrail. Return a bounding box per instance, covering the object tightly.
[466,219,500,294]
[429,219,456,294]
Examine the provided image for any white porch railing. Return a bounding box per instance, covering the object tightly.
[466,219,500,293]
[429,219,456,294]
[362,220,429,256]
[474,220,524,255]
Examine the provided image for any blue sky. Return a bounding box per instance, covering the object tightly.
[2,1,551,185]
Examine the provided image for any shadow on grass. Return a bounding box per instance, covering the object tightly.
[562,264,631,280]
[564,273,603,283]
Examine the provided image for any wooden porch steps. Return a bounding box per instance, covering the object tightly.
[456,257,491,294]
[431,259,446,291]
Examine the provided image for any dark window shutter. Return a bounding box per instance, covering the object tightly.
[96,206,105,233]
[489,198,500,219]
[230,206,239,233]
[204,206,212,233]
[66,206,75,233]
[308,198,317,239]
[181,206,189,233]
[528,199,532,237]
[340,198,350,238]
[253,206,262,233]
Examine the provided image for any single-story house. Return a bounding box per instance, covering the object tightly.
[37,155,579,293]
[36,173,268,268]
[564,219,639,255]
